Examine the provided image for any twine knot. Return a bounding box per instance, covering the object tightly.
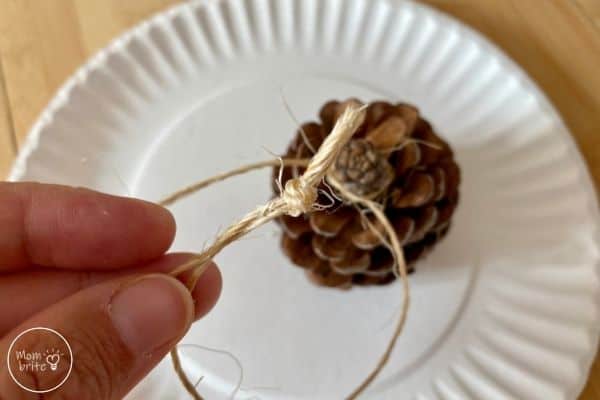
[281,178,318,217]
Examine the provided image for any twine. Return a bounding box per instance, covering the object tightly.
[326,176,410,399]
[160,159,310,207]
[159,104,410,399]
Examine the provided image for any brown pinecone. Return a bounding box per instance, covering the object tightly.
[273,99,460,289]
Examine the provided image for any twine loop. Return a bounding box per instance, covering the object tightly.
[162,104,409,400]
[281,178,318,217]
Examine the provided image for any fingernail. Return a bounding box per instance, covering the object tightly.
[110,275,193,354]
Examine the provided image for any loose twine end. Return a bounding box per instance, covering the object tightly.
[160,103,410,400]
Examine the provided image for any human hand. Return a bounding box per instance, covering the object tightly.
[0,182,221,399]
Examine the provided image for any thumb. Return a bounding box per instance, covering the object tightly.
[1,274,197,400]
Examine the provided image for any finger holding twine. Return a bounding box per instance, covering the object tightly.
[160,104,410,400]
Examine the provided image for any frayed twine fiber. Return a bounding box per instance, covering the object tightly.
[159,104,410,400]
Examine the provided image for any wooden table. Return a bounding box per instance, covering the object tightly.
[0,0,598,398]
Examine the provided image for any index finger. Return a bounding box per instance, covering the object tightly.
[0,182,176,271]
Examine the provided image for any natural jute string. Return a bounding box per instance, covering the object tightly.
[160,158,311,207]
[159,104,410,399]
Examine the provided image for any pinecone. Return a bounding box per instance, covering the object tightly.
[273,99,460,288]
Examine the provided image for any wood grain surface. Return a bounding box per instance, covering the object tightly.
[0,1,598,398]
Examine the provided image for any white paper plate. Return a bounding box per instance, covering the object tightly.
[10,0,600,399]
